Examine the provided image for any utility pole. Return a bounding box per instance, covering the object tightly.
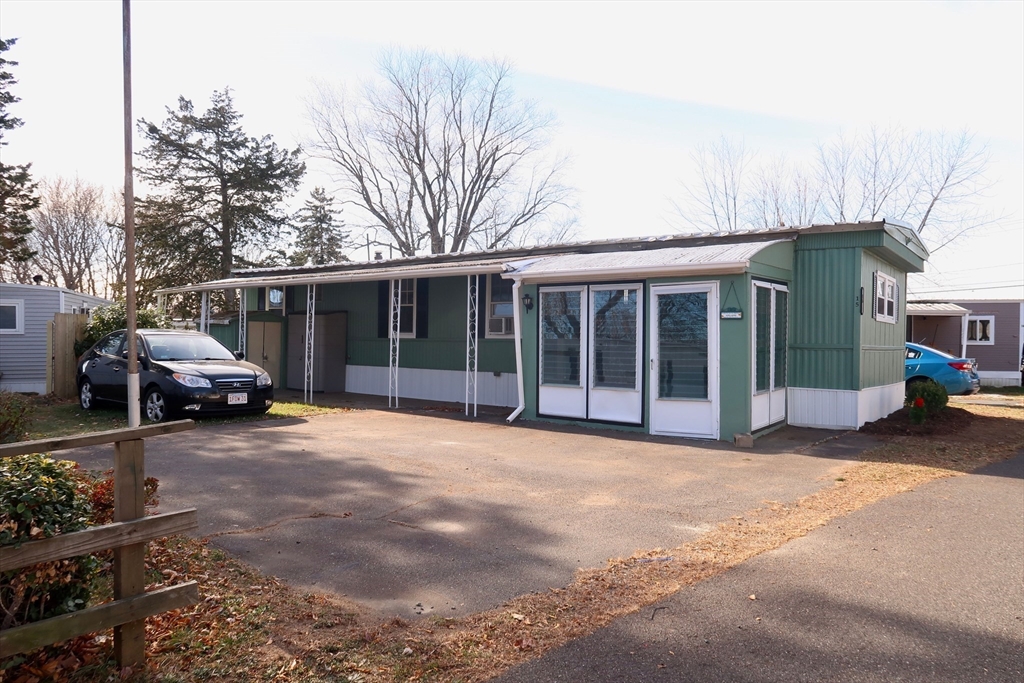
[123,0,140,427]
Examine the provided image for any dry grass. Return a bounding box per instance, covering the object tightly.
[4,405,1020,682]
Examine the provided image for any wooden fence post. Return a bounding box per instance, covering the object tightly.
[113,438,146,667]
[52,313,87,399]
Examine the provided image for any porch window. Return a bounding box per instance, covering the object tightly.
[656,291,708,400]
[773,289,788,389]
[754,287,771,393]
[540,290,582,386]
[966,315,994,344]
[486,274,515,337]
[873,272,898,324]
[592,288,638,389]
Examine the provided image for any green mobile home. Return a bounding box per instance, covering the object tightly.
[158,220,927,442]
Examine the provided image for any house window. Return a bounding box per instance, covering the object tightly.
[397,278,415,337]
[966,315,994,345]
[0,299,24,334]
[873,271,899,324]
[268,287,284,310]
[540,289,582,386]
[486,274,515,337]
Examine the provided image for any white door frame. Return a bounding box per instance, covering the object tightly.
[538,285,589,419]
[751,281,788,431]
[649,282,720,439]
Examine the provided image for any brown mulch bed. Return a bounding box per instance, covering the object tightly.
[859,405,974,436]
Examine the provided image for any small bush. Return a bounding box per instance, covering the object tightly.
[75,301,172,357]
[0,454,99,628]
[0,391,32,444]
[906,379,948,414]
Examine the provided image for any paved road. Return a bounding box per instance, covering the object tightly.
[64,408,871,619]
[498,454,1024,683]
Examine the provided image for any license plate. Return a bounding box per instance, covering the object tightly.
[228,392,248,405]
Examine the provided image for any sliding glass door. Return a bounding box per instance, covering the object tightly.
[751,281,788,430]
[538,284,643,424]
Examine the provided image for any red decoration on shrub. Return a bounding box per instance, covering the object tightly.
[914,397,925,408]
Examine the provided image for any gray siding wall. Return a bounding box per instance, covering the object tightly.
[0,284,59,392]
[61,291,110,314]
[955,301,1022,374]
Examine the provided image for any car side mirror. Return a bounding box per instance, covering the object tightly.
[234,351,245,360]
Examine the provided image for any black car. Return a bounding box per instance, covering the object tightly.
[77,329,274,422]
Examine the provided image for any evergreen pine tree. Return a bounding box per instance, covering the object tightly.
[290,187,347,266]
[0,38,39,272]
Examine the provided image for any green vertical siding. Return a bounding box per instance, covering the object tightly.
[207,319,238,350]
[789,246,860,390]
[282,278,515,373]
[859,251,907,388]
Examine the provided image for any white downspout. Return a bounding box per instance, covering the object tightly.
[507,277,526,423]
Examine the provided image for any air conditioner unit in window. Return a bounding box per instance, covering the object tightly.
[489,317,514,335]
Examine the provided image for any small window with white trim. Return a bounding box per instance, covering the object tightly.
[966,315,994,345]
[486,274,515,337]
[873,271,898,324]
[0,299,24,334]
[397,278,416,337]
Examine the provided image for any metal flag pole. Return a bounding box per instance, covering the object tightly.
[123,0,140,427]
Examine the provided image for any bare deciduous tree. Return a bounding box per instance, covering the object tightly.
[29,176,105,293]
[308,50,575,257]
[673,136,751,233]
[675,126,992,251]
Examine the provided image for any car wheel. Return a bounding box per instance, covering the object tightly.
[144,388,169,423]
[79,380,95,410]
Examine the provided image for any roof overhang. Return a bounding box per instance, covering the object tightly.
[154,260,507,296]
[906,303,972,316]
[500,239,792,283]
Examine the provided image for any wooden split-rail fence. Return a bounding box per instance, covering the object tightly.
[1,420,198,667]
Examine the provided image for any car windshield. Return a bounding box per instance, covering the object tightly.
[145,334,236,361]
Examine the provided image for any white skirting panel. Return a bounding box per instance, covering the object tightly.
[788,381,904,430]
[0,380,46,394]
[345,365,519,408]
[857,382,905,426]
[978,371,1022,387]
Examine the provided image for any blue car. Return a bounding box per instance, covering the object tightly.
[905,342,981,396]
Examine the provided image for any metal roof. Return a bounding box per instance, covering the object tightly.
[504,240,792,281]
[156,219,920,295]
[906,302,972,316]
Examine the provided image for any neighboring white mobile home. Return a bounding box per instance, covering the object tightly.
[0,283,110,393]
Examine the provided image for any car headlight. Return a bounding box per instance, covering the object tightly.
[172,373,212,388]
[256,372,272,387]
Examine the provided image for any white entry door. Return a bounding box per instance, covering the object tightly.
[650,283,719,439]
[538,284,643,424]
[751,281,788,431]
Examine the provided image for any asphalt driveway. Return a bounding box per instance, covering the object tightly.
[497,454,1024,682]
[65,408,874,618]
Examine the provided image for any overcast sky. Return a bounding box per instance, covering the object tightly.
[3,1,1022,297]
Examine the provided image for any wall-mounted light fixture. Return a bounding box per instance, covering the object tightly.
[522,292,534,313]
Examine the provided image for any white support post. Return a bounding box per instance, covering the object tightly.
[388,279,401,408]
[465,274,479,416]
[199,291,209,334]
[304,284,316,404]
[238,289,247,357]
[961,312,968,359]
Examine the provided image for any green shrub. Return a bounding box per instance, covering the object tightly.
[906,379,948,414]
[75,301,172,357]
[0,455,99,628]
[0,391,32,444]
